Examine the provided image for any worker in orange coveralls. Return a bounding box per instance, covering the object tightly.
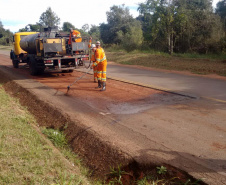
[68,28,82,45]
[90,44,98,83]
[69,28,92,46]
[92,41,107,91]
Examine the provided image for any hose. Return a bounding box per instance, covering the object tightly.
[66,67,92,94]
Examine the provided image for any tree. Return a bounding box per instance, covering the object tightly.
[28,24,40,31]
[216,0,226,33]
[39,7,60,27]
[99,23,112,44]
[82,24,89,32]
[0,20,4,38]
[62,22,75,32]
[216,0,226,19]
[138,0,176,54]
[102,5,134,44]
[0,20,3,28]
[137,0,224,53]
[0,22,13,45]
[180,0,223,53]
[19,24,40,32]
[88,25,101,42]
[18,28,28,32]
[118,20,144,52]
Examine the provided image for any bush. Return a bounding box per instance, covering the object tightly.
[0,37,9,45]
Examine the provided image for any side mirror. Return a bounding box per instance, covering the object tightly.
[6,38,9,44]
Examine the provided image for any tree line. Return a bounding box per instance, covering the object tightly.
[0,1,225,54]
[99,0,225,54]
[0,21,13,45]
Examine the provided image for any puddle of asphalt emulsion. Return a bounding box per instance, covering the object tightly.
[107,93,191,114]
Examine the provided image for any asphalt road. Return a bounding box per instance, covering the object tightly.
[106,63,226,102]
[1,50,226,184]
[2,49,226,102]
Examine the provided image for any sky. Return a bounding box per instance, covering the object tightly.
[0,0,221,33]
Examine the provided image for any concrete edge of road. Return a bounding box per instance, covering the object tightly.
[75,68,199,100]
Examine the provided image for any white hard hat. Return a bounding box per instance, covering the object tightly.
[91,44,96,49]
[96,41,100,45]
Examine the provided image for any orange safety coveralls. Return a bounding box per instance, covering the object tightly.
[68,30,82,45]
[91,53,97,82]
[93,47,107,82]
[88,39,92,48]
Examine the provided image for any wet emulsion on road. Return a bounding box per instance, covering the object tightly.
[0,53,192,114]
[0,55,191,114]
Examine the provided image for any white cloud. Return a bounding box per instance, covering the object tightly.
[0,0,220,33]
[0,0,142,32]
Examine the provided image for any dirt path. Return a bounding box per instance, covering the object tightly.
[0,53,226,184]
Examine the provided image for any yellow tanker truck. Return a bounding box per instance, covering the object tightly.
[10,27,90,75]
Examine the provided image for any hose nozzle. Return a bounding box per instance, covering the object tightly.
[66,85,70,94]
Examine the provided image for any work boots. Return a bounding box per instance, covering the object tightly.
[100,82,106,91]
[95,80,102,89]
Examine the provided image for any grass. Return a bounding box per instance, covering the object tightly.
[42,128,90,177]
[0,45,12,50]
[0,84,89,184]
[106,50,226,76]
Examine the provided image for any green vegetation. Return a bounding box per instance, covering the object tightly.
[108,165,130,184]
[105,165,203,185]
[42,128,89,177]
[0,84,89,184]
[2,0,225,55]
[136,177,179,185]
[96,1,226,54]
[0,20,13,45]
[106,50,226,76]
[156,166,167,175]
[42,128,68,148]
[0,45,12,50]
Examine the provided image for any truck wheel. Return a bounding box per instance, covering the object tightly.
[10,50,13,60]
[29,57,38,76]
[12,59,19,68]
[38,68,45,75]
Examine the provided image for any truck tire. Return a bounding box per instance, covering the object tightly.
[29,57,39,76]
[62,70,68,73]
[10,50,13,60]
[38,68,45,75]
[10,51,19,68]
[12,59,19,68]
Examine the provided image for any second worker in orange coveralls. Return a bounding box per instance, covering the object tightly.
[90,44,97,83]
[68,28,82,45]
[93,41,107,91]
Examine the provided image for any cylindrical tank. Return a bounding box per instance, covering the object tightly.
[20,33,39,54]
